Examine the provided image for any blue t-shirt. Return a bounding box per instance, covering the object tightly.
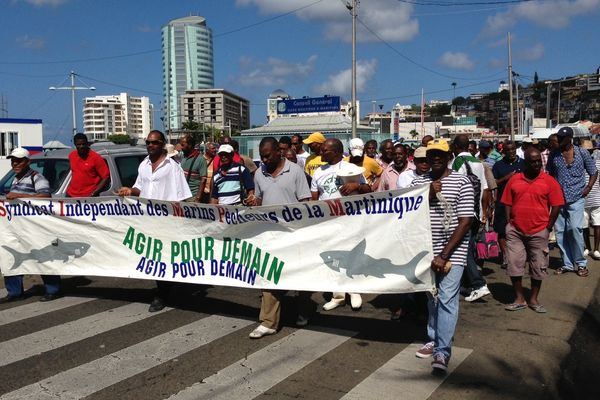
[492,157,525,203]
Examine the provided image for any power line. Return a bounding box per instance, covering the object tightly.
[357,17,504,81]
[397,0,540,6]
[0,0,325,66]
[75,74,162,96]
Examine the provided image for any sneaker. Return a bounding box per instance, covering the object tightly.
[431,353,448,372]
[322,298,345,311]
[584,248,590,257]
[593,250,600,260]
[465,285,491,302]
[415,341,435,358]
[39,292,62,302]
[249,324,276,339]
[296,315,309,327]
[459,286,472,297]
[349,293,362,310]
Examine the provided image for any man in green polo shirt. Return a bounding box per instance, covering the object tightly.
[179,135,207,202]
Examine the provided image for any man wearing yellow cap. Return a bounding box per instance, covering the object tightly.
[303,132,327,177]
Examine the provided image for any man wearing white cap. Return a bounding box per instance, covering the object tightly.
[311,138,371,310]
[345,137,383,188]
[1,148,62,303]
[210,144,256,205]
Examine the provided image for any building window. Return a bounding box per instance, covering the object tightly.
[0,131,19,157]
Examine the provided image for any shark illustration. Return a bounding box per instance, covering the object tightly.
[320,239,428,284]
[2,239,91,270]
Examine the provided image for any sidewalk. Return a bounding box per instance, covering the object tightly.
[433,251,600,400]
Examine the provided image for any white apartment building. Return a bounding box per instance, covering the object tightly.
[83,93,153,141]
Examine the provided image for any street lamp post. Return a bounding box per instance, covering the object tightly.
[49,71,95,136]
[545,80,552,128]
[451,82,457,134]
[378,104,383,134]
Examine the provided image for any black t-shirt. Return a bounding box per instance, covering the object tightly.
[492,157,525,203]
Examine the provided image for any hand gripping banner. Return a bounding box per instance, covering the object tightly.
[0,185,435,294]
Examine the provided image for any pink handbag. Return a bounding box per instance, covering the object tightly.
[476,223,500,259]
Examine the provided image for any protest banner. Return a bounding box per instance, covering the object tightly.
[0,185,435,294]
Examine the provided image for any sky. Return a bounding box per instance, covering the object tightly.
[1,0,599,146]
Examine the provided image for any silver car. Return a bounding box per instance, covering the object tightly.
[0,142,148,197]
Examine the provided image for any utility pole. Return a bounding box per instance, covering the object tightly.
[50,71,95,136]
[507,33,515,141]
[451,82,457,135]
[347,0,358,138]
[545,81,552,128]
[513,72,520,137]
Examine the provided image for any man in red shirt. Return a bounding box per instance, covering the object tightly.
[501,147,564,313]
[66,133,110,197]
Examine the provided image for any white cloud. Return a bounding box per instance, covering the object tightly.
[235,55,318,87]
[487,58,505,69]
[18,0,68,6]
[16,34,45,49]
[483,0,600,37]
[137,24,153,33]
[314,59,378,95]
[236,0,419,42]
[438,52,475,70]
[517,43,545,61]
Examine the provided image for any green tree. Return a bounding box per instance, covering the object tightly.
[107,134,131,144]
[409,129,418,138]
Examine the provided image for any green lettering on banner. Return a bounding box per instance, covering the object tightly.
[267,257,285,284]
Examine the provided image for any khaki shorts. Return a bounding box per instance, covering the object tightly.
[505,223,550,281]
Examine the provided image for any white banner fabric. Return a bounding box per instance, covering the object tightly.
[0,186,435,294]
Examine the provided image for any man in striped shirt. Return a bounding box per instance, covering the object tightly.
[411,139,474,373]
[1,147,62,303]
[210,144,256,206]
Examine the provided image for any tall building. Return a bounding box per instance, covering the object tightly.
[180,89,250,136]
[162,16,214,132]
[83,93,154,142]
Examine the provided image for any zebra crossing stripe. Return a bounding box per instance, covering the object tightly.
[0,296,96,326]
[0,302,169,367]
[0,315,254,400]
[167,327,357,400]
[340,343,472,400]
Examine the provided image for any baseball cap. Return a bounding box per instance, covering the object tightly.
[413,146,427,158]
[522,137,533,143]
[557,127,574,137]
[217,144,234,154]
[303,132,326,145]
[426,139,450,153]
[7,147,30,159]
[478,140,492,149]
[349,138,364,157]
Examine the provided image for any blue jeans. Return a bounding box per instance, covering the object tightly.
[427,263,464,360]
[555,198,586,270]
[4,275,61,297]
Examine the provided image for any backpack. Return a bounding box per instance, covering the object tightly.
[476,223,500,260]
[456,156,481,219]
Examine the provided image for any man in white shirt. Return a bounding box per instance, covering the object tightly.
[118,130,192,312]
[291,134,309,169]
[311,138,371,311]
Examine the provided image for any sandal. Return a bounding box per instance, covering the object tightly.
[528,304,548,313]
[554,267,572,275]
[505,302,527,311]
[577,267,589,277]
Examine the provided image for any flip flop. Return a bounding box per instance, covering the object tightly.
[528,304,548,313]
[577,267,589,277]
[504,302,527,311]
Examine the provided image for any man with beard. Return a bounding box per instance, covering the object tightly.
[67,133,110,197]
[249,137,312,339]
[377,143,409,191]
[118,130,192,312]
[493,141,525,268]
[178,135,207,202]
[345,138,383,188]
[411,139,474,372]
[502,148,563,313]
[312,138,371,311]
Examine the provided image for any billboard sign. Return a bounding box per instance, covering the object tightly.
[277,96,340,115]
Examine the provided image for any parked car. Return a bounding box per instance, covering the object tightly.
[0,143,148,197]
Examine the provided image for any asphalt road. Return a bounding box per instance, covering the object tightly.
[1,249,598,400]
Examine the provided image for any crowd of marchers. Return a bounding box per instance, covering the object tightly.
[1,125,597,374]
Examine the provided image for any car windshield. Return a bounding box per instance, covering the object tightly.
[114,154,147,188]
[0,158,71,195]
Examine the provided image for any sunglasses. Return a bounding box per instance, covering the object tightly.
[145,140,163,146]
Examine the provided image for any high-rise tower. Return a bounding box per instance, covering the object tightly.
[162,16,214,132]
